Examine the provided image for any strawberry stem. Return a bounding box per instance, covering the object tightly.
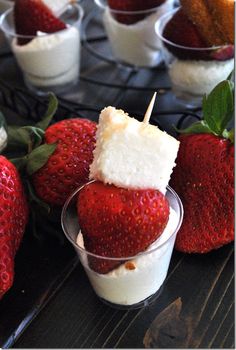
[176,79,234,141]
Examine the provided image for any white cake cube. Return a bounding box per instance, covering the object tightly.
[90,107,180,194]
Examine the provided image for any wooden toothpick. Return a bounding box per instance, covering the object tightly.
[143,92,157,124]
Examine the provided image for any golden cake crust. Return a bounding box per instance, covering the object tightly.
[206,0,234,44]
[180,0,234,45]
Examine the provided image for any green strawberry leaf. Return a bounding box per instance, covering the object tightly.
[202,80,234,135]
[175,121,212,135]
[26,143,57,175]
[222,128,234,143]
[26,180,51,213]
[22,126,45,149]
[7,126,31,148]
[10,156,28,171]
[36,93,58,131]
[227,70,234,81]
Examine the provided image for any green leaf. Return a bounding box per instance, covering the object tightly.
[202,80,234,135]
[227,70,234,81]
[7,126,31,148]
[26,143,57,175]
[10,156,28,171]
[36,93,58,131]
[222,128,234,143]
[26,180,51,213]
[22,126,45,148]
[174,121,212,135]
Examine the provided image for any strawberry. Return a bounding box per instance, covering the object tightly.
[210,45,234,61]
[108,0,165,25]
[0,237,15,300]
[32,118,97,206]
[170,80,234,253]
[0,156,28,299]
[162,9,209,60]
[8,94,97,207]
[77,181,170,274]
[14,0,67,45]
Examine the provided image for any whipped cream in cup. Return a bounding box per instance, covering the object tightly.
[61,181,183,309]
[94,0,174,67]
[155,8,234,107]
[0,4,83,95]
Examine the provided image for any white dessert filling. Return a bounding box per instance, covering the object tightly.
[11,26,80,87]
[169,58,234,96]
[0,126,7,152]
[103,0,174,67]
[76,207,178,305]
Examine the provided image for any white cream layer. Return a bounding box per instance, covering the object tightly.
[0,126,7,152]
[12,26,80,87]
[169,58,234,96]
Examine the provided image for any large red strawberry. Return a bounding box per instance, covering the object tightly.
[14,0,67,44]
[170,80,234,253]
[0,156,28,299]
[77,181,170,274]
[108,0,165,25]
[0,237,15,300]
[162,8,234,61]
[8,94,97,207]
[32,118,97,206]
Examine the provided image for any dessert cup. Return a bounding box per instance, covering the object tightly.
[155,8,234,107]
[94,0,174,67]
[61,181,183,309]
[0,3,83,95]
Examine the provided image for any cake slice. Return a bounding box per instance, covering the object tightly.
[90,106,179,194]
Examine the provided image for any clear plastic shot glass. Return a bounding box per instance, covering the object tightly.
[94,0,174,67]
[155,8,234,107]
[0,3,84,95]
[61,181,183,309]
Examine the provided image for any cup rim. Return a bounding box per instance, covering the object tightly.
[0,3,84,40]
[61,180,184,261]
[94,0,171,15]
[155,7,230,51]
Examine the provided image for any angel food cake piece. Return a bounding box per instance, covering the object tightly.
[90,106,180,194]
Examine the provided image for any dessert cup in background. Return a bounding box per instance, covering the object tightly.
[94,0,174,67]
[0,3,83,95]
[61,182,183,309]
[155,8,234,107]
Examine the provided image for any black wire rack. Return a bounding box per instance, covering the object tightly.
[0,76,202,132]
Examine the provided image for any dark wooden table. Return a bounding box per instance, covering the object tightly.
[0,1,234,348]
